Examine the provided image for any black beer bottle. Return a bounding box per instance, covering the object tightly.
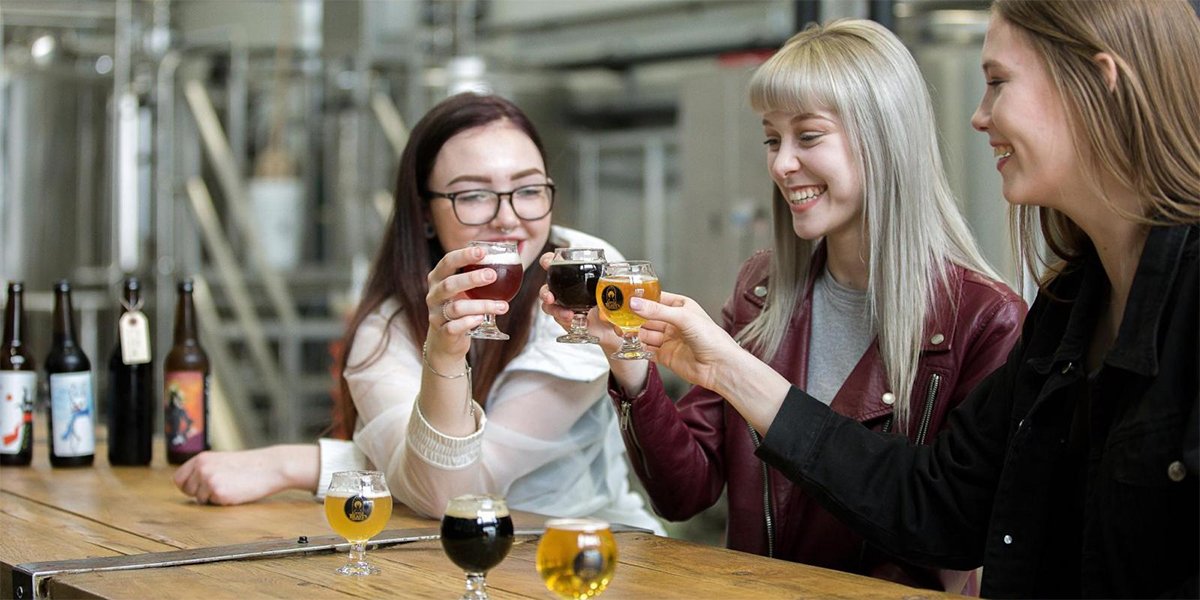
[46,280,95,467]
[164,279,209,465]
[107,277,154,466]
[1,282,37,466]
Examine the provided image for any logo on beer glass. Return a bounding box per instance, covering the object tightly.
[601,285,623,311]
[344,495,374,522]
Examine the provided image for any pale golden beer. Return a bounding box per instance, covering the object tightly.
[324,492,393,542]
[325,470,391,575]
[536,518,617,599]
[596,276,661,333]
[596,261,659,360]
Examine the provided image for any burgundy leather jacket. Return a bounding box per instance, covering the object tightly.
[610,248,1026,590]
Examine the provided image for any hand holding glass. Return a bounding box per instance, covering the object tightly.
[536,518,618,599]
[548,247,607,344]
[596,261,660,360]
[461,241,523,340]
[441,494,515,600]
[324,470,392,576]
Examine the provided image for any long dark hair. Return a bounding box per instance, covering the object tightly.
[332,92,553,438]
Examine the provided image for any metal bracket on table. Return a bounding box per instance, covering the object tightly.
[7,523,651,599]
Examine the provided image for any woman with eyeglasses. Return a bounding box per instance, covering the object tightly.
[173,92,663,534]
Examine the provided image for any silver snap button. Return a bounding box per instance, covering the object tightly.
[881,392,895,406]
[753,285,767,298]
[1168,460,1187,482]
[1003,534,1013,545]
[930,333,945,345]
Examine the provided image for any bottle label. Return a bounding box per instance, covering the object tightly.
[0,371,36,455]
[119,311,152,365]
[164,371,206,453]
[49,371,96,457]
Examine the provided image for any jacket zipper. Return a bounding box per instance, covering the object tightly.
[747,425,775,558]
[915,373,941,445]
[619,399,652,478]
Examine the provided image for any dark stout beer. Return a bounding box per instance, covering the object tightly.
[440,508,515,573]
[108,277,154,466]
[46,280,95,467]
[548,261,603,311]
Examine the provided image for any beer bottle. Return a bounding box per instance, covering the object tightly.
[107,277,153,466]
[1,282,37,466]
[46,280,95,467]
[164,278,209,465]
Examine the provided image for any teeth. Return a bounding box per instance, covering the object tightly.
[994,145,1013,159]
[788,187,825,204]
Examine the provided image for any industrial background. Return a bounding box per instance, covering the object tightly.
[2,0,1013,540]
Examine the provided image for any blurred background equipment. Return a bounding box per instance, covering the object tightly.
[0,0,1005,491]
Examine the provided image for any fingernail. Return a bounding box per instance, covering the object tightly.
[630,298,643,310]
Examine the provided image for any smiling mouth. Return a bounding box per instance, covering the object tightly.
[787,186,826,206]
[994,145,1013,159]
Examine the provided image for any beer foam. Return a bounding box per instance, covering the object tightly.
[477,252,520,265]
[544,517,609,532]
[326,491,392,499]
[444,494,510,518]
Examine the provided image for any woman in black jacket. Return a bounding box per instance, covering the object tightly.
[619,1,1200,597]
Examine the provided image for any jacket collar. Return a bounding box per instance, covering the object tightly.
[1033,224,1194,377]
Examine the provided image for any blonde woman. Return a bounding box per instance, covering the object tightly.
[542,19,1023,593]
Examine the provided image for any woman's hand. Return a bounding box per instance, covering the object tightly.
[173,445,318,505]
[630,291,791,433]
[425,245,509,368]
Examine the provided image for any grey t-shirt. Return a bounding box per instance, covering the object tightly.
[806,267,874,405]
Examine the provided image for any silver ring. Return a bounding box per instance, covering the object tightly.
[441,300,453,322]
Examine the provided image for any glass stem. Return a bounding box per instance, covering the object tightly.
[571,311,589,333]
[622,331,639,349]
[464,572,488,599]
[482,314,496,328]
[348,541,367,565]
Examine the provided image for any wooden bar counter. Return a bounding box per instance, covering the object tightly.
[1,441,953,599]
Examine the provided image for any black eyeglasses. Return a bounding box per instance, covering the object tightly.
[427,183,556,226]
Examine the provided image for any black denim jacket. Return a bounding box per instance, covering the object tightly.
[758,225,1199,599]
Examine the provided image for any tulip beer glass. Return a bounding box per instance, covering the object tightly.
[536,518,618,599]
[548,247,607,344]
[596,261,660,360]
[324,470,392,575]
[461,241,523,340]
[441,494,515,600]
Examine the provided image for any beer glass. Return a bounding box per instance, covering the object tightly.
[596,261,660,360]
[461,241,523,340]
[441,494,515,600]
[548,247,607,344]
[324,470,392,576]
[536,518,618,599]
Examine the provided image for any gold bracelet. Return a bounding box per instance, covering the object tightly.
[422,342,471,379]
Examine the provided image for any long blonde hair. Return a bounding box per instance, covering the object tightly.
[741,19,1000,432]
[994,0,1200,286]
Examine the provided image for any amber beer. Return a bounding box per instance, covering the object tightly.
[596,273,661,333]
[536,518,618,599]
[164,279,210,465]
[324,492,393,542]
[461,263,524,302]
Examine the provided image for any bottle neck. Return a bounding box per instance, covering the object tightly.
[121,286,141,315]
[2,288,24,346]
[52,289,78,346]
[173,291,197,345]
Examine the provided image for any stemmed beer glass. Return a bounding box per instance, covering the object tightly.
[324,470,392,575]
[548,247,607,344]
[461,241,523,340]
[441,494,515,600]
[536,518,618,599]
[596,261,660,360]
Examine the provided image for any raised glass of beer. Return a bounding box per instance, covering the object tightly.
[460,241,523,340]
[536,518,618,599]
[324,470,392,576]
[441,494,515,600]
[596,261,660,360]
[548,247,607,344]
